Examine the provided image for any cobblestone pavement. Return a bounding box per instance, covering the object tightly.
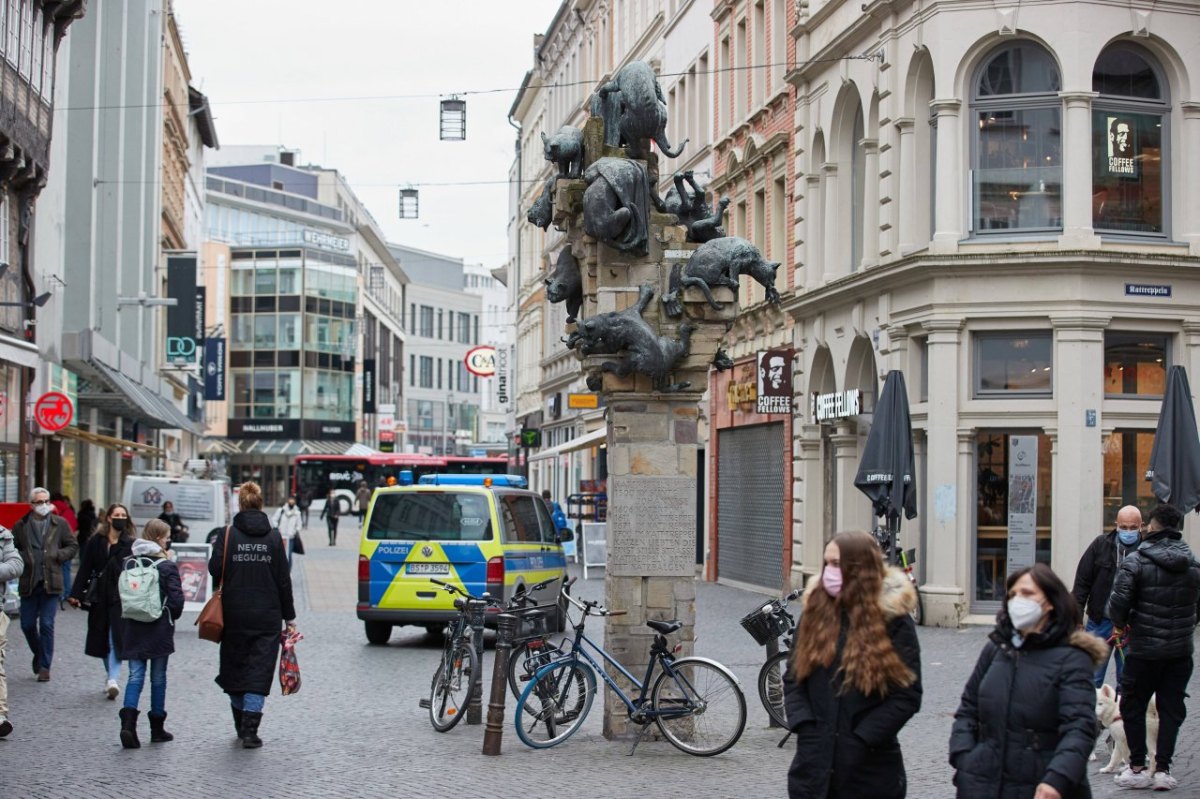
[2,529,1197,798]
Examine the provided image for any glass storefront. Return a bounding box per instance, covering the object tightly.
[975,431,1053,604]
[1102,430,1156,528]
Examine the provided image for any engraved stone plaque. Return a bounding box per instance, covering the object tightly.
[607,474,696,576]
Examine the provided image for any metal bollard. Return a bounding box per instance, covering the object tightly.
[467,603,486,725]
[482,612,517,756]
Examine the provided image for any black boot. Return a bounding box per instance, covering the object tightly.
[239,711,263,749]
[148,712,173,743]
[119,707,140,749]
[231,705,243,736]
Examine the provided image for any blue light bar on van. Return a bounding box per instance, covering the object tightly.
[417,473,528,488]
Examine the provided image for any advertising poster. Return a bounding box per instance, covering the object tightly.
[1006,435,1039,575]
[1106,115,1137,177]
[172,543,213,612]
[756,349,792,414]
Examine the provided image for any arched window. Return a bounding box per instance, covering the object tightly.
[1092,43,1168,235]
[971,42,1062,234]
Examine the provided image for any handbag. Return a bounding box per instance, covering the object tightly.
[82,573,103,608]
[279,628,304,695]
[292,532,305,556]
[195,526,231,643]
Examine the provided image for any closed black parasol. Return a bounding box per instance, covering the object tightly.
[1146,365,1200,514]
[854,370,917,559]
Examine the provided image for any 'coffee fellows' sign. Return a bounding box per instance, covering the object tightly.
[756,350,792,414]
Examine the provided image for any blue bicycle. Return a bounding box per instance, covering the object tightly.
[513,582,747,756]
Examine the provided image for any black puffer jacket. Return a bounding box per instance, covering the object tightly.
[1106,527,1200,659]
[949,619,1105,799]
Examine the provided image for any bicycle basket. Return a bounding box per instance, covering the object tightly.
[512,605,556,640]
[739,604,791,646]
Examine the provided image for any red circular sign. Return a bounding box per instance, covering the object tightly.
[34,391,73,432]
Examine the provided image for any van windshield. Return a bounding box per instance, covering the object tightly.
[366,492,493,541]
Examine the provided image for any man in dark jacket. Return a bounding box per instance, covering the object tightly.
[156,501,189,544]
[1072,504,1142,689]
[12,487,78,681]
[1107,503,1200,791]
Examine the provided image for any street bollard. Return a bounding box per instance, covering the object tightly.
[467,602,486,725]
[482,612,517,756]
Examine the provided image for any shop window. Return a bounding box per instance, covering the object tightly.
[974,332,1053,396]
[971,42,1062,234]
[1092,44,1167,235]
[975,432,1052,603]
[1102,430,1156,527]
[1103,332,1167,397]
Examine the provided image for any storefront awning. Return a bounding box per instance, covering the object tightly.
[200,438,354,457]
[529,427,606,462]
[55,425,165,458]
[78,360,201,435]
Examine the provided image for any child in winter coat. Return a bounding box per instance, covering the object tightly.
[114,519,184,748]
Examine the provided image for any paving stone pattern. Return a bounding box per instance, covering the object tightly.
[2,531,1197,798]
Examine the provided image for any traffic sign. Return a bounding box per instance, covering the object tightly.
[34,391,74,432]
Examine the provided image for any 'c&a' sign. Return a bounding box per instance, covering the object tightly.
[464,345,497,377]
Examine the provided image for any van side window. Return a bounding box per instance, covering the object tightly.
[532,499,558,543]
[499,495,543,543]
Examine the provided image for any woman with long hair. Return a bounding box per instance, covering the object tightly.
[68,503,137,700]
[950,563,1103,799]
[784,530,922,798]
[210,481,296,748]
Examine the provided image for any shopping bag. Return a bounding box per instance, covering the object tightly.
[292,533,305,556]
[279,628,304,695]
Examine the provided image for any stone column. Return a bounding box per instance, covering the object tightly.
[894,117,916,254]
[1058,92,1101,250]
[920,319,965,625]
[859,137,880,270]
[929,99,962,253]
[1050,316,1109,579]
[831,424,860,532]
[1180,103,1200,255]
[804,173,822,286]
[1183,322,1200,540]
[821,162,839,281]
[795,425,823,584]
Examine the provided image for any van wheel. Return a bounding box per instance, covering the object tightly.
[425,625,445,639]
[364,621,392,645]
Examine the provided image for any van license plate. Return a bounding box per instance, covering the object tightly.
[408,563,449,575]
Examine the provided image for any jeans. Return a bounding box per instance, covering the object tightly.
[104,631,121,682]
[19,585,58,671]
[285,537,294,570]
[61,560,72,599]
[1085,617,1123,688]
[0,612,9,716]
[1120,655,1194,772]
[124,656,168,715]
[230,692,265,713]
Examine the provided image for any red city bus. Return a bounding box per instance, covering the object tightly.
[292,453,510,515]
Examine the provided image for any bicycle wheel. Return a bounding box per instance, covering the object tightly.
[508,638,572,699]
[757,651,790,728]
[428,637,476,733]
[514,659,596,748]
[652,657,746,756]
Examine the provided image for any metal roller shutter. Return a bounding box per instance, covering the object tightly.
[717,422,785,590]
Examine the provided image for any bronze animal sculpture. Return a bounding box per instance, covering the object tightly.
[582,157,657,255]
[541,126,584,180]
[594,61,688,160]
[527,176,555,230]
[662,171,730,243]
[661,236,781,318]
[545,249,583,322]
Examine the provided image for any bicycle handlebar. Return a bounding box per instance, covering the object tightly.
[430,578,497,606]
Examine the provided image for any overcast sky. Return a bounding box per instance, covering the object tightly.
[174,0,562,270]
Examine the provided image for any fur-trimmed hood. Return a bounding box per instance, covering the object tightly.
[801,565,917,620]
[1067,629,1110,666]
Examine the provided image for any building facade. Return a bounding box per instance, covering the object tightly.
[783,0,1200,625]
[463,261,510,449]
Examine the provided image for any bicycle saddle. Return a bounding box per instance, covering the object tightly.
[646,619,682,634]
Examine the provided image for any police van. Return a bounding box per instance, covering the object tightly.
[356,474,570,644]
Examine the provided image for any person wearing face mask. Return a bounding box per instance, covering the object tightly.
[11,487,78,682]
[272,495,303,570]
[68,503,137,699]
[950,563,1105,799]
[783,530,922,799]
[1070,505,1143,690]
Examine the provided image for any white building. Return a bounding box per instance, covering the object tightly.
[463,261,510,447]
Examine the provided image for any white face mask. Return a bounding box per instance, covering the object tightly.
[33,503,52,517]
[1007,596,1046,632]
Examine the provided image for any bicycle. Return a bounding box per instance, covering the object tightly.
[506,576,580,700]
[423,578,494,732]
[871,525,923,625]
[513,584,747,756]
[738,588,802,728]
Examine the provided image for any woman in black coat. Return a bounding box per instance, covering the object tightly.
[210,481,297,749]
[114,519,184,748]
[784,530,922,798]
[950,563,1104,799]
[67,504,137,700]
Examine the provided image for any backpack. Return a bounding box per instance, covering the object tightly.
[118,556,165,622]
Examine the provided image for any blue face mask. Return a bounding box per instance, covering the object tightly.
[1117,529,1140,546]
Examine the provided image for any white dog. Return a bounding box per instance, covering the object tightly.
[1095,684,1158,773]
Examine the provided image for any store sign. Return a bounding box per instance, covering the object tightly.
[756,350,792,414]
[727,379,756,410]
[568,393,599,409]
[1006,435,1039,574]
[166,254,199,364]
[811,389,863,422]
[1105,115,1137,177]
[203,338,226,400]
[496,347,509,405]
[34,391,73,432]
[377,402,396,432]
[302,229,351,253]
[362,359,376,414]
[194,287,207,347]
[465,345,497,377]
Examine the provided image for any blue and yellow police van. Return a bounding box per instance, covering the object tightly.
[356,473,571,644]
